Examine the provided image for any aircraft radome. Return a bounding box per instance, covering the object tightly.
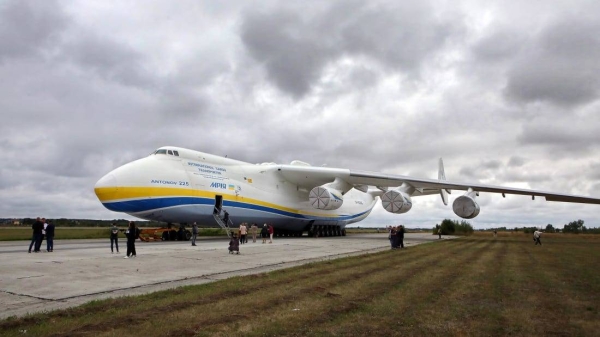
[94,146,600,237]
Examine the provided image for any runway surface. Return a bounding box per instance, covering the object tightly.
[0,233,453,318]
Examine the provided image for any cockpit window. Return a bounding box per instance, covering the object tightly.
[154,149,181,156]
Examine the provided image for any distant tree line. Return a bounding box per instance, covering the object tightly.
[433,219,474,235]
[486,219,600,234]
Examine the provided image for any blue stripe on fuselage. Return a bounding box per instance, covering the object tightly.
[102,197,369,221]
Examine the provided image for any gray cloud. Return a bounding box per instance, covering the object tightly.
[0,0,67,61]
[504,17,600,107]
[507,156,526,167]
[240,1,464,98]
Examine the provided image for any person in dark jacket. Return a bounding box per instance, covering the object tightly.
[261,224,269,244]
[45,221,55,252]
[397,225,405,249]
[36,218,47,252]
[228,233,240,254]
[110,222,120,253]
[124,221,137,258]
[390,226,398,249]
[33,218,45,252]
[28,217,43,253]
[222,210,229,226]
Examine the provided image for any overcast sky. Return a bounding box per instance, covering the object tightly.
[1,0,599,229]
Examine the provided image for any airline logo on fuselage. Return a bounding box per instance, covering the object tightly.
[210,182,227,189]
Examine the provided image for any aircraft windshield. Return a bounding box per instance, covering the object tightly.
[154,149,179,156]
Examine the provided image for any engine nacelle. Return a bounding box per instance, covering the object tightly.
[453,195,481,219]
[309,186,344,210]
[381,190,413,214]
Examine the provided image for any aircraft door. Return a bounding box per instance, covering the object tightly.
[214,195,223,215]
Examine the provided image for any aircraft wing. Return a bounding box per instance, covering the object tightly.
[277,165,600,204]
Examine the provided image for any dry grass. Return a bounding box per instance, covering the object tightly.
[0,233,598,336]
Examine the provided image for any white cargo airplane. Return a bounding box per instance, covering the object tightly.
[94,146,600,237]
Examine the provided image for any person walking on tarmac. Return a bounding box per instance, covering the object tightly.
[191,222,198,246]
[124,221,138,259]
[268,224,274,243]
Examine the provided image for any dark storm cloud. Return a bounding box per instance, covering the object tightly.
[504,16,600,107]
[507,156,526,167]
[240,1,463,98]
[0,0,66,61]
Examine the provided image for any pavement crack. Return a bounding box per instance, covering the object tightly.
[1,290,55,302]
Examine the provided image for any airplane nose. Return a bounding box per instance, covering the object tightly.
[94,173,119,202]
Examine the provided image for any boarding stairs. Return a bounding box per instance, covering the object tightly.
[213,207,233,238]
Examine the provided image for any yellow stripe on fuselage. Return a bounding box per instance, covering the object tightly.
[94,186,341,218]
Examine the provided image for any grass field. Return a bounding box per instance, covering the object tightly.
[1,233,598,336]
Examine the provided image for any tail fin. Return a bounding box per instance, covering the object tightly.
[439,158,449,206]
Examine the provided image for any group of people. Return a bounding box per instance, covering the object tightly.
[387,225,405,249]
[228,223,274,254]
[109,221,139,258]
[28,217,55,253]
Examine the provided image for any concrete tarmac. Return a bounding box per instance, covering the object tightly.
[0,233,451,319]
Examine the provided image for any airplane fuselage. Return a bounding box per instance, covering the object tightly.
[95,147,377,232]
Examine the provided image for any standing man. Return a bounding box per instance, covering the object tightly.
[250,223,258,243]
[533,230,542,245]
[45,221,55,252]
[438,227,442,239]
[261,224,269,244]
[37,217,48,252]
[28,217,43,253]
[124,221,137,258]
[110,222,120,254]
[34,218,46,252]
[397,225,405,249]
[191,222,198,246]
[268,224,274,243]
[239,223,247,245]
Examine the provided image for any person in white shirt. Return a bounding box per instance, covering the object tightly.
[239,223,248,245]
[533,230,542,245]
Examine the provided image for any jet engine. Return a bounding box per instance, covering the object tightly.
[452,189,480,219]
[309,186,344,210]
[381,189,413,214]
